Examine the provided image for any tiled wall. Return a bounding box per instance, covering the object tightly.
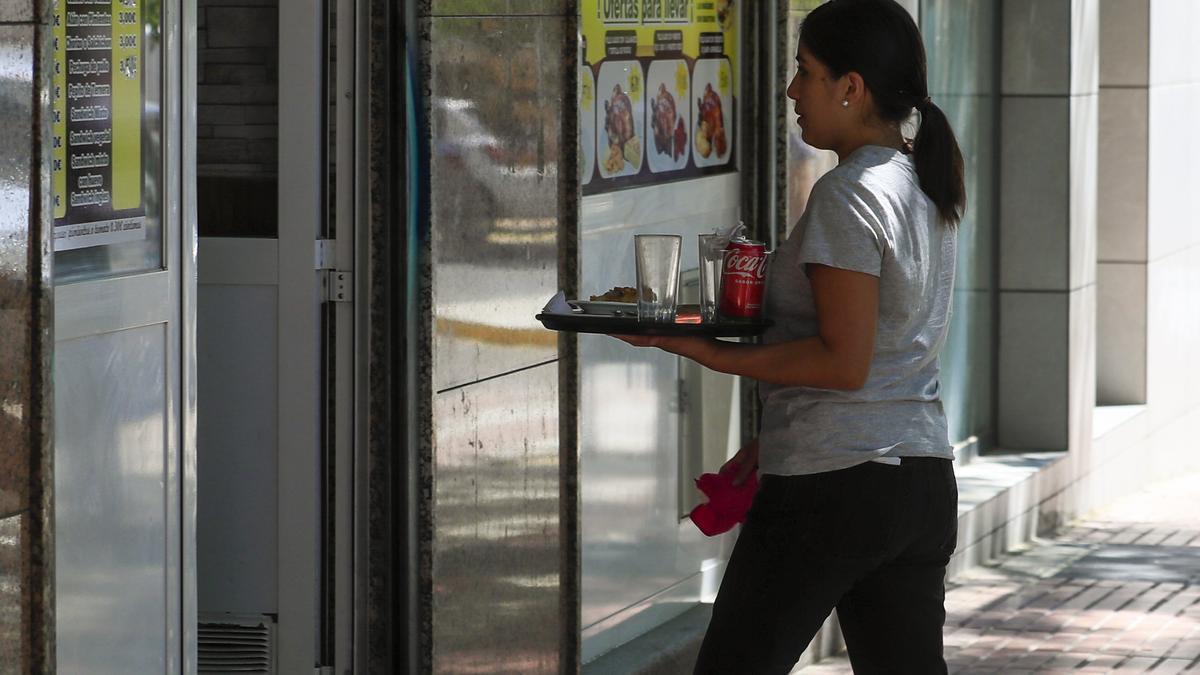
[424,1,574,672]
[1096,0,1200,437]
[0,1,53,671]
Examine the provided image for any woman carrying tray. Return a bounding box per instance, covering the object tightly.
[614,1,965,672]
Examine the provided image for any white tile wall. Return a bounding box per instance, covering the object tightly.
[1000,97,1070,291]
[1149,0,1200,86]
[1097,88,1148,262]
[1146,83,1200,261]
[1145,246,1200,423]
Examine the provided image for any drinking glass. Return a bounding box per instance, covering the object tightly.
[634,234,682,322]
[698,233,727,323]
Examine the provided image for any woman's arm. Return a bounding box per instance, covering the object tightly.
[615,264,879,390]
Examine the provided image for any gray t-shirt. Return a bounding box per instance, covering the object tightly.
[758,144,956,475]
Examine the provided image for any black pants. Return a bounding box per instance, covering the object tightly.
[693,457,958,674]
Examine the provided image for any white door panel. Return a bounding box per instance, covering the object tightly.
[55,325,172,675]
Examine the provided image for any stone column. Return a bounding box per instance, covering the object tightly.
[998,0,1098,453]
[0,1,54,671]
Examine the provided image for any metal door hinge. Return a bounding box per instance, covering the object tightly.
[315,239,337,270]
[322,270,353,303]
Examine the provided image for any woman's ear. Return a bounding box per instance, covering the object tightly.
[843,71,867,106]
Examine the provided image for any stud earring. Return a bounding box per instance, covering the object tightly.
[841,100,849,108]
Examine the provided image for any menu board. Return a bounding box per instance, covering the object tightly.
[51,0,147,252]
[581,0,739,196]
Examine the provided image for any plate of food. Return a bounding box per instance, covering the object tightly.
[571,300,637,317]
[537,286,769,336]
[596,61,646,179]
[691,58,732,168]
[645,60,691,174]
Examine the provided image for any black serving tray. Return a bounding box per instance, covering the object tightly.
[536,310,771,337]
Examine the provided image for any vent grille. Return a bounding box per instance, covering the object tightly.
[198,619,273,673]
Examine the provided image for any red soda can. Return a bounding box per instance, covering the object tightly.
[719,238,769,320]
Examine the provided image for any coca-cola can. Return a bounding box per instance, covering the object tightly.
[719,239,770,320]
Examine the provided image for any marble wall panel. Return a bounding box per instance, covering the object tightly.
[431,363,560,674]
[0,22,34,516]
[429,15,563,392]
[1002,0,1071,95]
[999,96,1069,291]
[1096,262,1147,405]
[0,25,34,283]
[998,291,1069,449]
[0,1,35,23]
[1099,0,1149,87]
[0,514,24,672]
[0,15,52,675]
[1097,87,1148,263]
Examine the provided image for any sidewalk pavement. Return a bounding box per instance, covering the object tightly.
[803,470,1200,673]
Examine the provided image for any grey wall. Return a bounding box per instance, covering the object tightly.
[998,0,1200,517]
[0,1,54,672]
[423,1,576,672]
[997,0,1098,454]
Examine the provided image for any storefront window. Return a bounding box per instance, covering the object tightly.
[782,2,838,243]
[52,0,164,282]
[921,0,998,447]
[578,0,745,661]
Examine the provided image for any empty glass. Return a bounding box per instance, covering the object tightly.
[698,233,728,323]
[634,234,682,322]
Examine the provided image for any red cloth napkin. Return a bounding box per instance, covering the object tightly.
[688,465,759,536]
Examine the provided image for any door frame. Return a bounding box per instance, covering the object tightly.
[277,0,326,671]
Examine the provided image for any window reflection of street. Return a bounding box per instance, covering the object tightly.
[432,365,559,671]
[432,96,557,262]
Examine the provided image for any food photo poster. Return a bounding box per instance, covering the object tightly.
[581,0,740,196]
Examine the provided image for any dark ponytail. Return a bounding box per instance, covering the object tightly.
[800,0,966,226]
[912,98,965,226]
